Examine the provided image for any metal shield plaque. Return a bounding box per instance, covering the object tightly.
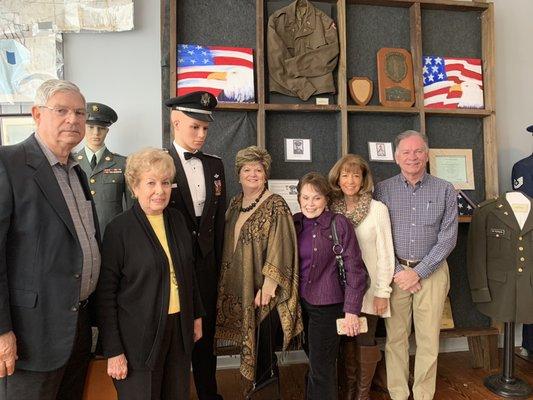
[348,77,373,106]
[377,48,415,108]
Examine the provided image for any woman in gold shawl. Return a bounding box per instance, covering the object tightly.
[215,146,302,388]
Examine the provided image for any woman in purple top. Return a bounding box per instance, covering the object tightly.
[293,172,367,400]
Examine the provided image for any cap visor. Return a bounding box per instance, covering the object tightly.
[183,111,213,122]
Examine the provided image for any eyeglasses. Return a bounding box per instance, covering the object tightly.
[39,105,87,118]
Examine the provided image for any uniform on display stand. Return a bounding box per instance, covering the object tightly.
[467,190,533,398]
[512,125,533,362]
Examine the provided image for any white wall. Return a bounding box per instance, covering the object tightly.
[493,0,533,192]
[62,0,162,155]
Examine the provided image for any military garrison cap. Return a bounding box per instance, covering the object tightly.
[86,102,118,127]
[164,91,217,122]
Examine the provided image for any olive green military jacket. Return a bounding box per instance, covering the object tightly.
[267,0,339,101]
[467,194,533,323]
[76,148,133,235]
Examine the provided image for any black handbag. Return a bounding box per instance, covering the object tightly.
[331,215,347,288]
[245,291,281,400]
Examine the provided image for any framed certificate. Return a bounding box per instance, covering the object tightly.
[0,115,35,145]
[429,148,475,190]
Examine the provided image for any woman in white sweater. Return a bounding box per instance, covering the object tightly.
[328,154,395,400]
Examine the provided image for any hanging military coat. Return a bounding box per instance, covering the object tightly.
[267,0,339,100]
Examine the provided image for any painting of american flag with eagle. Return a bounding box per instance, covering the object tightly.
[176,44,255,103]
[422,55,484,109]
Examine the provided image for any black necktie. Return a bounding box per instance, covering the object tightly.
[90,154,97,169]
[184,151,203,160]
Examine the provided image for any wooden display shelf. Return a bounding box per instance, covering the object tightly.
[440,326,499,370]
[459,215,473,223]
[424,108,492,117]
[264,103,340,112]
[349,0,489,11]
[347,105,420,114]
[216,103,259,111]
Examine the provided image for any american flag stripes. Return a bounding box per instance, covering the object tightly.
[423,56,484,109]
[177,44,255,103]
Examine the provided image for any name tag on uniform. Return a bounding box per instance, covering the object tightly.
[490,228,505,236]
[104,168,122,174]
[171,183,178,189]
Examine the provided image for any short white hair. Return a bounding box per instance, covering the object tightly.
[394,130,429,155]
[34,79,85,106]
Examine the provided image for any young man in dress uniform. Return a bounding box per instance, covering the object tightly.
[165,91,226,400]
[75,102,132,235]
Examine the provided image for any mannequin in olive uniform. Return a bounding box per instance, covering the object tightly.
[165,91,226,400]
[467,191,533,324]
[511,125,533,360]
[75,102,132,234]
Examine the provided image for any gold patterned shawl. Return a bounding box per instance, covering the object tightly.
[215,193,302,381]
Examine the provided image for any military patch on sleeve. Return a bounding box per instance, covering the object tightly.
[513,176,524,189]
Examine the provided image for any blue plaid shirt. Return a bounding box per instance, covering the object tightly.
[374,172,458,279]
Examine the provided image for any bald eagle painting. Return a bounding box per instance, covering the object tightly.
[423,56,484,109]
[177,44,255,103]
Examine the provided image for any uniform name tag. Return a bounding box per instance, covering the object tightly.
[490,228,505,235]
[104,168,122,174]
[171,183,178,189]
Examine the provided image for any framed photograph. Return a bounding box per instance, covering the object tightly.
[268,179,300,214]
[429,148,475,190]
[0,115,35,145]
[284,138,312,162]
[368,141,394,162]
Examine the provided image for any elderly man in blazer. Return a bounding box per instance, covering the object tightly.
[0,79,100,400]
[165,91,226,400]
[75,102,132,235]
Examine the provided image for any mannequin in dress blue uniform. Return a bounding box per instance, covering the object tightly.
[165,92,226,400]
[512,125,533,360]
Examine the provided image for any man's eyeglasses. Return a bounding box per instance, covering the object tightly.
[39,105,87,118]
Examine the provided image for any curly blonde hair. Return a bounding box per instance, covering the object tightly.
[125,148,176,194]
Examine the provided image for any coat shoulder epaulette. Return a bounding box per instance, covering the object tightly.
[203,152,221,160]
[477,197,498,209]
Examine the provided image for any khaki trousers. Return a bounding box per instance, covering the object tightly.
[385,261,450,400]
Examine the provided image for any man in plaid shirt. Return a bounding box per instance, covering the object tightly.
[374,130,458,400]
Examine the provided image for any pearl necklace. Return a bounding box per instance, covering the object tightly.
[240,186,267,213]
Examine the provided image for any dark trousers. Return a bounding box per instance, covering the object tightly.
[113,313,191,400]
[255,309,281,384]
[0,306,92,400]
[301,299,344,400]
[191,247,221,400]
[523,324,533,351]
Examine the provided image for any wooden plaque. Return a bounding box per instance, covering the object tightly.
[377,48,415,108]
[348,77,373,106]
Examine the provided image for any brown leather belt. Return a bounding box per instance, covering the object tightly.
[397,257,421,268]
